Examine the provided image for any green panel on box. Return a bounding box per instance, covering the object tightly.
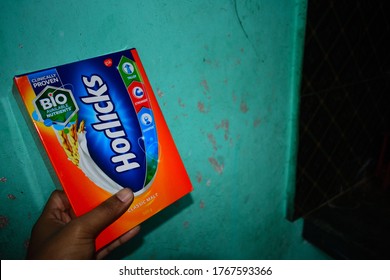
[0,0,328,259]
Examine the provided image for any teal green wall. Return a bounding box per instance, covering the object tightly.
[0,0,329,259]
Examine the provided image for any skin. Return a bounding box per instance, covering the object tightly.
[27,188,140,260]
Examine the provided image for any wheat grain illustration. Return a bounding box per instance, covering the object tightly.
[59,120,85,166]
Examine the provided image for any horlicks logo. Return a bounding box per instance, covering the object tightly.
[81,74,140,173]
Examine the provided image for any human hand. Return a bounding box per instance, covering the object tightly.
[27,188,140,259]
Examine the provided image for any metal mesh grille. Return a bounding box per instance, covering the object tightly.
[293,0,390,219]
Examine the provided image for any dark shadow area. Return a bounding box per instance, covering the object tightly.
[303,173,390,259]
[295,1,390,259]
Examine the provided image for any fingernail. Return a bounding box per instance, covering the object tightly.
[129,225,141,234]
[116,188,133,203]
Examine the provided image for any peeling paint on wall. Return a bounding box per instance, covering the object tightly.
[208,157,224,174]
[207,133,218,151]
[215,119,230,141]
[253,117,261,127]
[0,215,9,228]
[200,80,209,92]
[196,172,202,183]
[197,101,209,113]
[178,98,186,107]
[157,88,164,98]
[240,100,249,113]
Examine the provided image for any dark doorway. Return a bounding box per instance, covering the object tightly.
[294,1,390,259]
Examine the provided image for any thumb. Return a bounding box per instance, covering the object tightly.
[77,188,134,237]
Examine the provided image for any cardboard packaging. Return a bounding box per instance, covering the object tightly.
[14,49,192,250]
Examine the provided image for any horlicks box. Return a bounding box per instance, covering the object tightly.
[14,49,193,250]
